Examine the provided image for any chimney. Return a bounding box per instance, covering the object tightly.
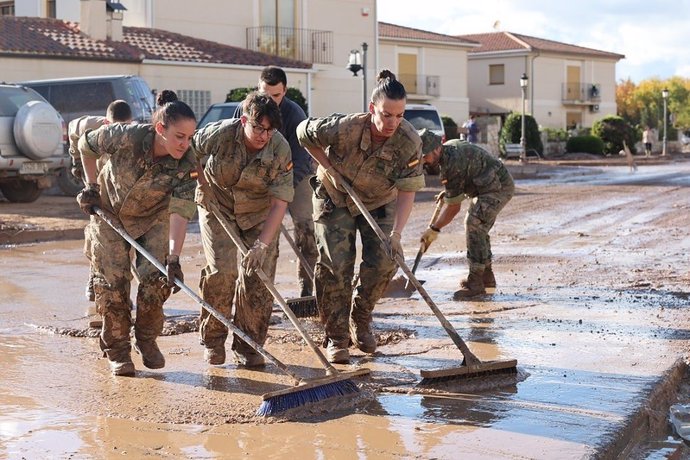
[80,0,107,41]
[106,8,124,41]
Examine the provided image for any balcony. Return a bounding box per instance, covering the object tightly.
[246,26,333,65]
[398,74,440,97]
[562,83,601,104]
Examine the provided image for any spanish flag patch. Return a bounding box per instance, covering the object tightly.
[190,170,199,179]
[286,161,293,171]
[407,159,420,168]
[441,179,448,184]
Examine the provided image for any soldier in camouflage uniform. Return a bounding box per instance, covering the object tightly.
[76,90,198,377]
[68,100,133,303]
[297,70,424,364]
[418,129,514,299]
[193,92,293,367]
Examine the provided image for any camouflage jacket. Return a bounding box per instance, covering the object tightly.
[297,113,425,215]
[79,124,198,239]
[69,116,108,174]
[192,119,294,230]
[439,139,513,203]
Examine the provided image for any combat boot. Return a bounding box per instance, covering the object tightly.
[134,340,165,369]
[349,317,377,353]
[85,273,95,302]
[325,339,349,364]
[483,263,496,289]
[233,350,265,368]
[106,349,135,377]
[204,345,226,365]
[453,273,486,300]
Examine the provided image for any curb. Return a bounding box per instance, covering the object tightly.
[0,228,84,246]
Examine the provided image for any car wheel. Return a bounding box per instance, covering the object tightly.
[0,180,43,203]
[56,167,84,196]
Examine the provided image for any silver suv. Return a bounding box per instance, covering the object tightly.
[0,84,66,203]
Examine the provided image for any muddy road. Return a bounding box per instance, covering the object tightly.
[1,160,689,458]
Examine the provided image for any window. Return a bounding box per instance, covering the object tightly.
[49,82,116,114]
[489,64,504,85]
[0,1,14,16]
[45,0,56,18]
[176,90,211,119]
[259,0,296,58]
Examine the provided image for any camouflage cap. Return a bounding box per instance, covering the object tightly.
[418,128,442,155]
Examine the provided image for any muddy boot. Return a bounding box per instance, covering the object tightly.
[106,349,135,377]
[325,338,350,364]
[232,350,265,368]
[453,272,486,300]
[349,318,377,353]
[85,273,95,302]
[483,263,496,289]
[133,340,165,369]
[204,345,226,365]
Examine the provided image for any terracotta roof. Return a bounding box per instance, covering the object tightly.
[458,31,624,60]
[379,22,478,46]
[0,16,312,68]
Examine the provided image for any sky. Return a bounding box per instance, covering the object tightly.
[377,0,690,83]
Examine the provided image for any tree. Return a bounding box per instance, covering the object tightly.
[591,115,636,155]
[225,86,309,114]
[499,113,543,157]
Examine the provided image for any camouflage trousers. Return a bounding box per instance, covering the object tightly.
[288,176,317,296]
[313,197,397,346]
[464,172,515,270]
[197,205,279,355]
[91,217,171,361]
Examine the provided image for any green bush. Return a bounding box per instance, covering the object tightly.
[442,115,458,140]
[499,113,543,156]
[542,127,568,142]
[591,115,637,155]
[565,135,605,155]
[225,86,309,114]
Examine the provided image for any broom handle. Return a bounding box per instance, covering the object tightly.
[94,207,302,384]
[279,224,314,281]
[340,182,481,366]
[405,192,446,289]
[206,202,339,375]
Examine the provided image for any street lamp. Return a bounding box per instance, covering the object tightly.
[346,42,368,112]
[661,88,669,156]
[520,73,528,163]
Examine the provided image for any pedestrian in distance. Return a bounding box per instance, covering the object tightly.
[76,90,198,377]
[234,66,317,298]
[642,126,653,157]
[194,91,294,367]
[463,114,480,144]
[418,129,514,299]
[69,100,133,304]
[297,69,425,364]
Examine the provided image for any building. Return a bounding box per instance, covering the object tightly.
[459,31,624,130]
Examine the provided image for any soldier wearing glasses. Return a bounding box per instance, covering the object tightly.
[192,91,294,367]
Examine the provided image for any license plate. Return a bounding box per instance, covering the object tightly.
[20,162,49,175]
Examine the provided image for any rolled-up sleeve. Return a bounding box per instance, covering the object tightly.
[297,116,341,152]
[394,136,425,192]
[169,168,199,220]
[268,136,295,203]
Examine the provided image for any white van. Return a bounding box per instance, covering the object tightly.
[404,103,445,142]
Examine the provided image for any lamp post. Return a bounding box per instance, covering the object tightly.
[661,88,669,157]
[346,42,368,112]
[520,73,528,163]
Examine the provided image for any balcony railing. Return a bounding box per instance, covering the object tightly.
[246,26,333,64]
[562,83,601,103]
[398,74,440,97]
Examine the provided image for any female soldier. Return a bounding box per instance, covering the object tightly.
[76,90,198,377]
[297,70,425,364]
[193,92,293,367]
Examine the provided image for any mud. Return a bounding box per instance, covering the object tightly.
[1,161,690,458]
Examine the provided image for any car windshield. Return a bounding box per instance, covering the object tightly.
[404,109,442,131]
[0,87,44,116]
[197,104,239,128]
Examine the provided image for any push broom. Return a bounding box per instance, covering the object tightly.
[94,207,367,416]
[279,224,318,318]
[339,182,517,382]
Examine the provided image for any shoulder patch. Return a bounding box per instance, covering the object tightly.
[190,170,199,179]
[286,161,293,171]
[441,179,448,184]
[407,159,420,168]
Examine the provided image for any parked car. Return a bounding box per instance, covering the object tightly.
[197,102,241,129]
[20,75,155,195]
[0,84,66,202]
[404,103,446,174]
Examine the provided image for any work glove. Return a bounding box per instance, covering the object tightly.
[242,239,269,276]
[165,254,183,293]
[386,231,404,261]
[420,226,440,252]
[324,166,347,192]
[76,183,101,215]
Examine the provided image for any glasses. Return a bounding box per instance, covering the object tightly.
[248,122,277,137]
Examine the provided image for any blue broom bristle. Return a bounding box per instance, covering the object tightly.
[257,379,359,417]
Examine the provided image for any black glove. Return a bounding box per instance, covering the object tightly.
[76,183,101,215]
[165,254,183,293]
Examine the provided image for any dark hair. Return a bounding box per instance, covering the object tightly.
[371,69,406,104]
[106,99,132,122]
[259,66,287,87]
[242,91,282,131]
[152,90,196,126]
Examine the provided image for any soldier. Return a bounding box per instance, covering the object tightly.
[297,70,424,364]
[234,67,317,297]
[193,92,293,367]
[69,100,133,303]
[75,90,198,376]
[417,129,515,299]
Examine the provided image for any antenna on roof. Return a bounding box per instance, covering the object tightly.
[493,20,501,31]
